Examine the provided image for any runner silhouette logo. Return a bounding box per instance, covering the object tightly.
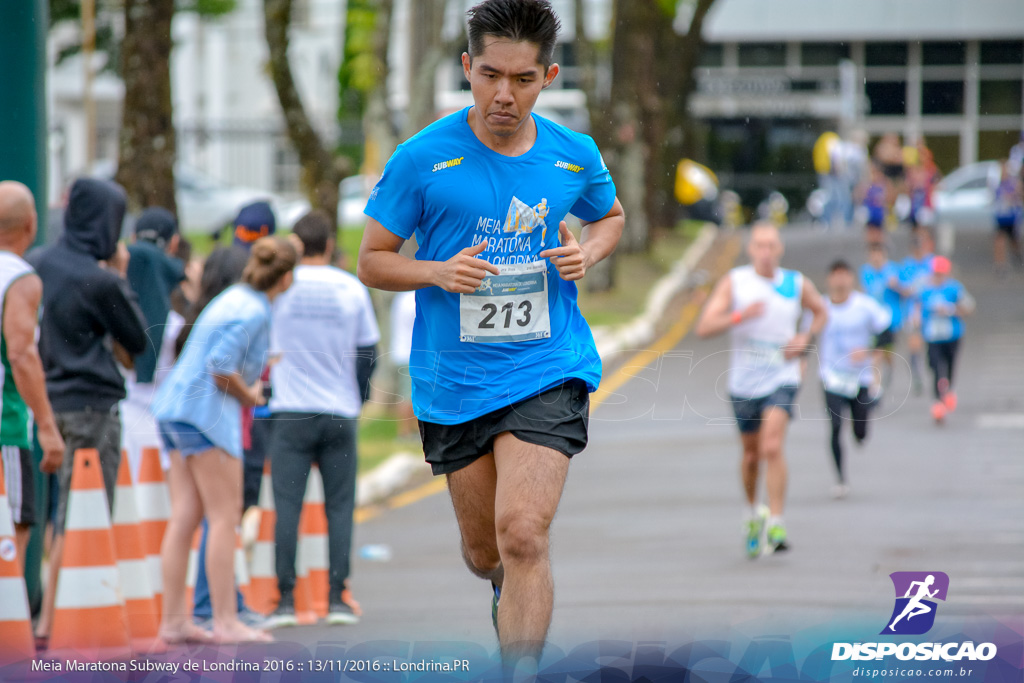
[882,572,950,635]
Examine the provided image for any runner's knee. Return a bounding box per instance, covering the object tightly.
[760,439,783,463]
[496,514,549,565]
[461,541,501,577]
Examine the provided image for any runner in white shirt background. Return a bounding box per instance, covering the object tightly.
[696,222,828,558]
[818,259,891,499]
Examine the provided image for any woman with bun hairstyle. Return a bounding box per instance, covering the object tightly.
[152,236,297,644]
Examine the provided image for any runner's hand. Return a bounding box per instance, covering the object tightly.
[783,331,812,360]
[434,240,499,294]
[849,348,870,363]
[248,380,266,407]
[540,222,588,281]
[38,423,65,474]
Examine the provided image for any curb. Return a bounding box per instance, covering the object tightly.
[354,223,723,511]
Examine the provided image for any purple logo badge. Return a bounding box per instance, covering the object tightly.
[881,572,950,635]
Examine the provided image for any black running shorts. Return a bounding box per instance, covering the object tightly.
[419,379,590,476]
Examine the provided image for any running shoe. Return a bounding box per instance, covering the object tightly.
[943,391,958,412]
[266,592,297,629]
[766,523,789,553]
[745,505,769,559]
[931,401,947,423]
[831,483,850,500]
[491,583,501,637]
[326,587,362,625]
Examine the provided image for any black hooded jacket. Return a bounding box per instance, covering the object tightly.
[28,178,147,412]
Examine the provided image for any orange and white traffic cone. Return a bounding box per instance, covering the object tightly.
[0,460,34,663]
[234,529,251,606]
[135,447,169,618]
[247,461,278,615]
[299,465,329,619]
[111,454,161,651]
[184,527,201,612]
[49,448,132,658]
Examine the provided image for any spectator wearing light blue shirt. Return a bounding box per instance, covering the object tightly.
[152,236,297,645]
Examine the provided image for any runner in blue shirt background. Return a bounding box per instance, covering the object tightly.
[860,242,902,397]
[917,256,974,424]
[898,227,935,395]
[357,0,624,667]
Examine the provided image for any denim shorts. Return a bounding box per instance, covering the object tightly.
[730,385,799,434]
[158,421,220,458]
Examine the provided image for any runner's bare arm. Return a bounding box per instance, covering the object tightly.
[539,198,625,281]
[3,275,65,473]
[358,217,499,294]
[695,275,766,338]
[696,275,732,338]
[784,277,828,359]
[212,372,264,407]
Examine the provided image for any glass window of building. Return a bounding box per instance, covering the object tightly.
[699,43,725,68]
[922,81,965,115]
[865,81,907,115]
[980,40,1024,65]
[865,42,908,67]
[921,41,966,66]
[979,131,1020,161]
[979,80,1024,116]
[801,42,849,67]
[738,43,786,67]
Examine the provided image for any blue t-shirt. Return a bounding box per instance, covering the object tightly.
[860,261,902,331]
[919,279,969,343]
[364,107,617,424]
[899,254,934,323]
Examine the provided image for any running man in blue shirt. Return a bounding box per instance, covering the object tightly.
[917,256,974,423]
[860,243,902,396]
[357,0,624,665]
[898,227,936,394]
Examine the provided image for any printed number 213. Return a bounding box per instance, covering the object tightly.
[479,301,533,329]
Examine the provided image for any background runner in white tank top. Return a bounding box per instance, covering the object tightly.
[728,264,805,398]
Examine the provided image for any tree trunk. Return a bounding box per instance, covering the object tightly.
[264,0,343,218]
[361,0,397,173]
[650,0,717,231]
[402,0,451,140]
[116,0,177,216]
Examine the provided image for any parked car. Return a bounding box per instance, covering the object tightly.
[86,160,310,235]
[932,160,1000,232]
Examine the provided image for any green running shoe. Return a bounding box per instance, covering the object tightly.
[491,583,501,637]
[746,505,769,559]
[767,522,789,553]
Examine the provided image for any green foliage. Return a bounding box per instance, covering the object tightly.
[338,1,384,120]
[49,0,78,25]
[191,0,236,16]
[656,0,679,17]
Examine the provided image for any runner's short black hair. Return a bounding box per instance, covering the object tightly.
[829,259,853,273]
[467,0,561,69]
[292,209,336,257]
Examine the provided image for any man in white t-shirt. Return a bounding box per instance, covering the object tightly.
[696,222,827,557]
[819,260,891,499]
[265,211,380,627]
[389,291,417,440]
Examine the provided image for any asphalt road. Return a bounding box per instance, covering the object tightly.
[272,225,1024,667]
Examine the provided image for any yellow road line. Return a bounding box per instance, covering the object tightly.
[355,232,742,523]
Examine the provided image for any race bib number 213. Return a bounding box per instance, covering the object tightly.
[460,261,551,343]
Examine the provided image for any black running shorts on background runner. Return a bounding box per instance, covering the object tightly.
[419,379,590,475]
